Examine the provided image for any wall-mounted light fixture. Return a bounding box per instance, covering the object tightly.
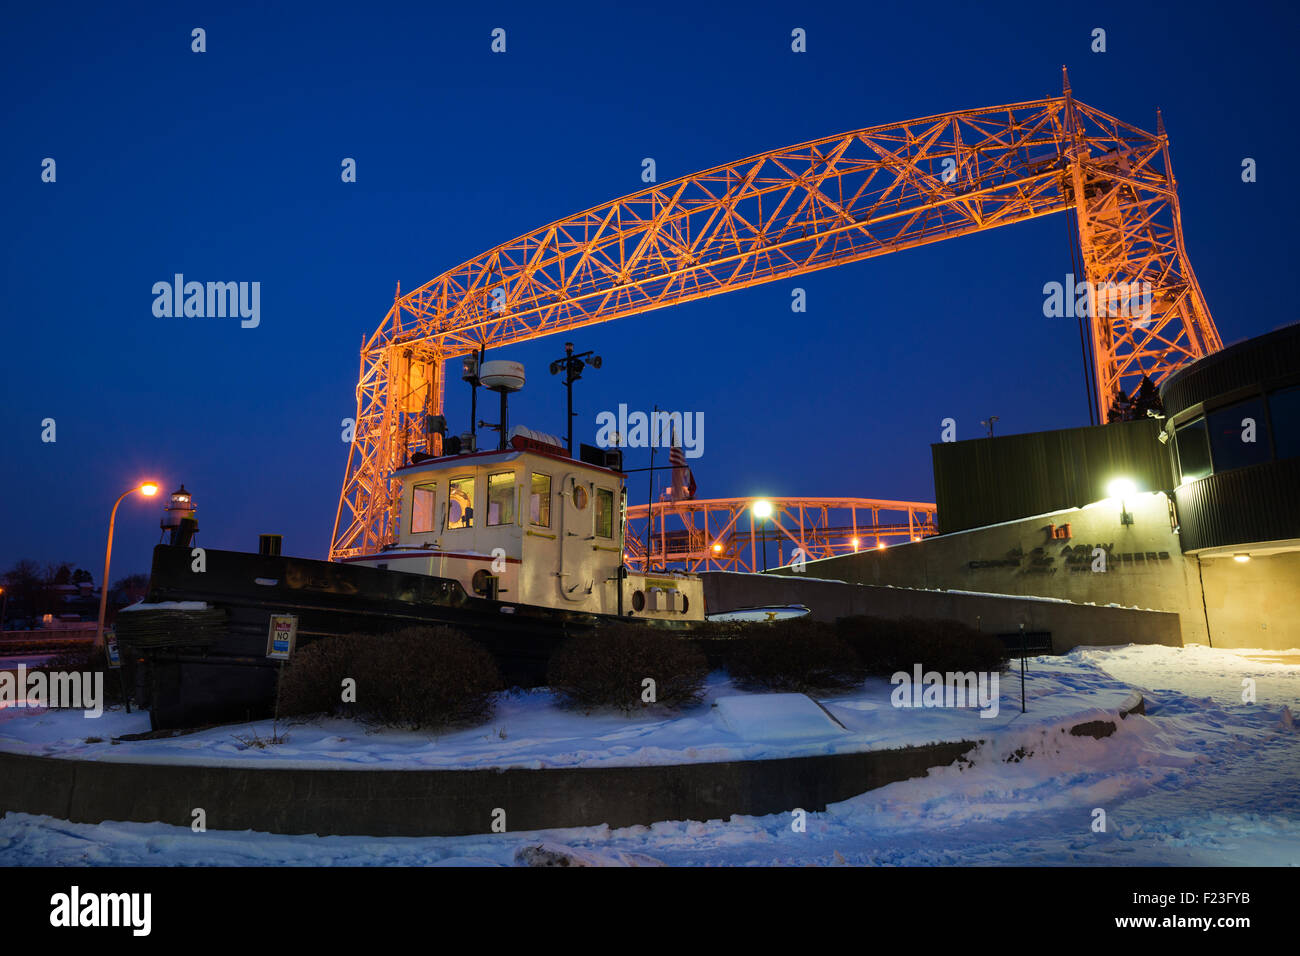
[1106,477,1136,526]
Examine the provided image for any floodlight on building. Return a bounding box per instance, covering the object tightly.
[1106,477,1137,499]
[1233,554,1250,563]
[1107,477,1137,526]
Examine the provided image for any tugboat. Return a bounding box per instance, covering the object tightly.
[118,358,706,729]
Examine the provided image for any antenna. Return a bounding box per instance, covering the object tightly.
[549,342,602,457]
[478,360,525,451]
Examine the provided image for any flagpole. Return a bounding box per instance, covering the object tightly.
[644,404,657,569]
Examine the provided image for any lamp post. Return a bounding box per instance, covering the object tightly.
[95,482,159,648]
[752,499,773,573]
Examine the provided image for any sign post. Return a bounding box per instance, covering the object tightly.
[103,628,130,714]
[265,615,298,735]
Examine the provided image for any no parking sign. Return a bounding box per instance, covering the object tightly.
[265,614,298,660]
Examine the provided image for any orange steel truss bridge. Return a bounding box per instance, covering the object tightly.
[330,74,1222,560]
[624,497,938,573]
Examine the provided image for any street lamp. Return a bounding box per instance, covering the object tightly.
[752,499,773,573]
[95,482,160,648]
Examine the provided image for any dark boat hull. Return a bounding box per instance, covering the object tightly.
[127,545,694,730]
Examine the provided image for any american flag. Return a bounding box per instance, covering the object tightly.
[666,424,697,501]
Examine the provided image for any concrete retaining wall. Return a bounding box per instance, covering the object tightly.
[702,571,1183,653]
[0,741,976,837]
[757,493,1208,645]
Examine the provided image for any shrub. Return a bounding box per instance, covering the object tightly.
[724,618,864,693]
[834,615,1007,676]
[278,626,501,730]
[36,644,126,707]
[548,624,708,712]
[277,632,365,719]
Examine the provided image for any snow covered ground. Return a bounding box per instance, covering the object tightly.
[0,644,1296,866]
[0,655,1133,770]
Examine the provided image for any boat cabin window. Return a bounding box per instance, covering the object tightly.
[530,472,552,527]
[572,484,589,510]
[487,471,515,526]
[447,476,475,529]
[595,487,614,538]
[411,482,437,535]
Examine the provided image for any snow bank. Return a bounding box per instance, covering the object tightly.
[0,655,1140,771]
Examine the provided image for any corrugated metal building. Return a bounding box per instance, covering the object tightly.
[930,418,1174,535]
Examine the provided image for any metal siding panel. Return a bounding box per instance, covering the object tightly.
[1161,323,1300,416]
[1174,457,1300,551]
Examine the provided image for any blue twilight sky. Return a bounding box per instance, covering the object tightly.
[2,0,1297,578]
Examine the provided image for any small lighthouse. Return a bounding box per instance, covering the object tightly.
[160,485,198,547]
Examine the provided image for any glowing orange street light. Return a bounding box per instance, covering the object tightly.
[877,541,887,550]
[96,482,161,649]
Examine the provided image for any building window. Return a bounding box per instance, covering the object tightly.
[487,472,514,526]
[1174,418,1211,484]
[1268,385,1300,461]
[595,487,614,538]
[530,473,552,527]
[1207,396,1270,473]
[411,482,436,534]
[448,476,475,529]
